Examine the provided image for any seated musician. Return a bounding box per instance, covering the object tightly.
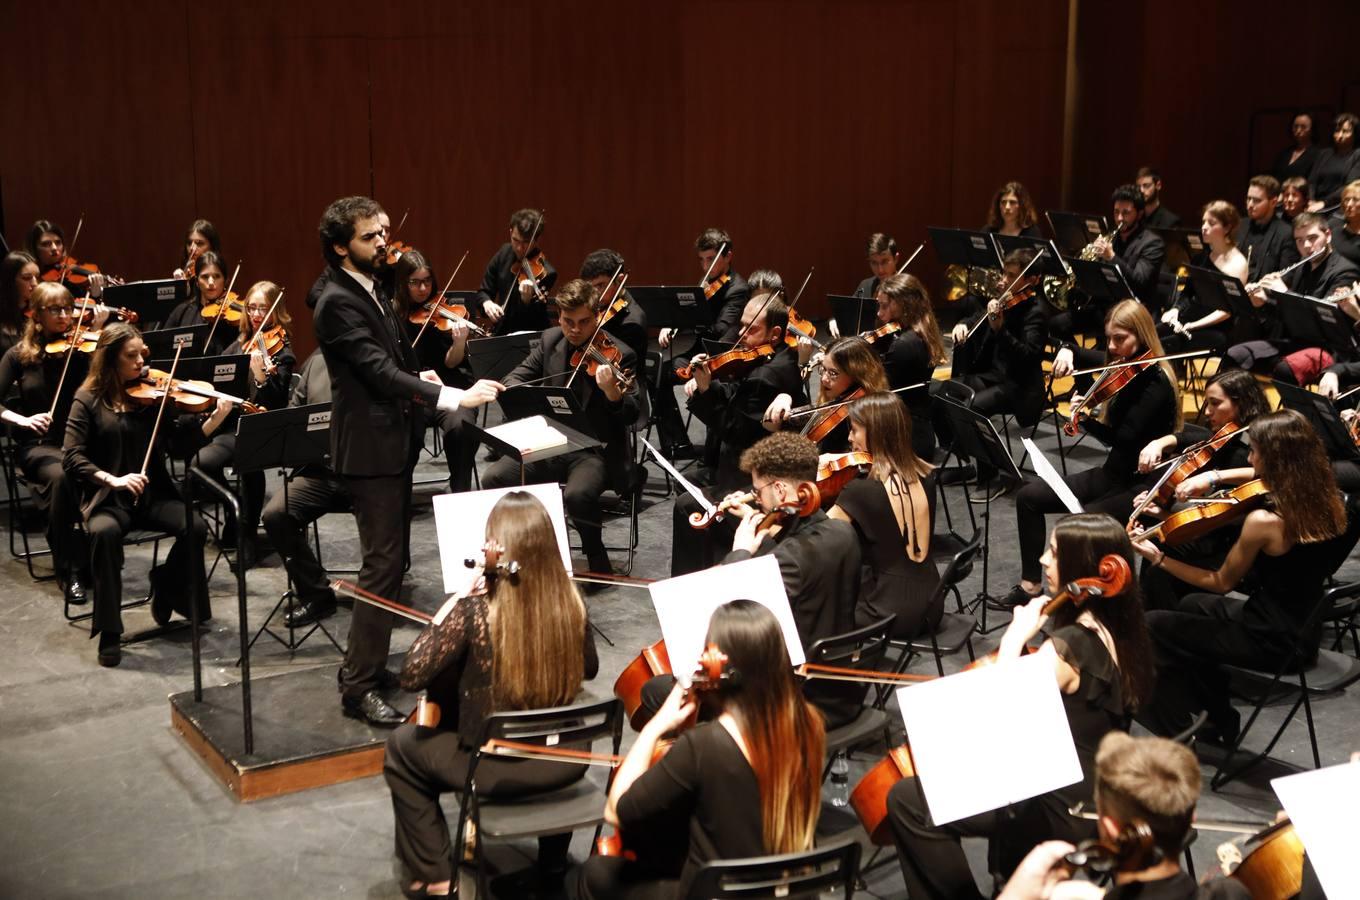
[258,351,352,628]
[1135,165,1182,229]
[1008,301,1180,608]
[985,181,1043,237]
[888,513,1154,900]
[1221,212,1360,386]
[25,218,111,300]
[0,283,90,603]
[670,291,805,575]
[1272,112,1319,185]
[1236,175,1298,285]
[62,323,225,667]
[948,248,1047,433]
[578,600,823,899]
[172,218,221,280]
[1280,176,1310,225]
[853,232,902,300]
[1131,369,1268,613]
[384,491,598,899]
[830,393,940,641]
[477,207,556,335]
[1133,410,1357,745]
[655,228,751,457]
[1157,200,1248,355]
[1307,112,1360,210]
[765,335,888,453]
[2,251,41,355]
[581,248,648,361]
[872,273,947,461]
[481,278,641,576]
[1094,184,1168,314]
[159,250,238,355]
[1333,178,1360,266]
[190,280,296,571]
[999,733,1250,900]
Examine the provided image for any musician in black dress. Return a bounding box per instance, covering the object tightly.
[25,219,110,300]
[1273,112,1319,184]
[158,250,237,355]
[765,336,887,453]
[172,218,221,280]
[1158,201,1248,355]
[1006,300,1179,608]
[63,323,225,667]
[477,208,556,336]
[1308,113,1360,209]
[0,283,90,603]
[1,251,41,356]
[872,273,946,461]
[985,180,1043,238]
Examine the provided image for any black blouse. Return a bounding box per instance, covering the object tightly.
[1069,347,1179,482]
[0,344,87,448]
[878,329,935,422]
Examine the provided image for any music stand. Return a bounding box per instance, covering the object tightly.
[991,237,1069,278]
[700,338,736,357]
[1274,381,1360,462]
[142,324,210,359]
[629,285,712,332]
[149,353,252,400]
[1068,257,1137,305]
[828,294,879,336]
[1151,227,1205,271]
[468,414,600,482]
[498,385,601,442]
[1186,266,1254,319]
[233,403,344,656]
[928,227,1005,270]
[1045,211,1108,257]
[935,398,1023,635]
[1271,290,1359,356]
[466,332,535,382]
[102,278,191,324]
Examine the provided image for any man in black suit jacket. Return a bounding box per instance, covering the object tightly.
[312,196,503,726]
[481,278,641,574]
[1237,175,1300,283]
[581,248,648,362]
[476,207,557,336]
[1096,184,1167,312]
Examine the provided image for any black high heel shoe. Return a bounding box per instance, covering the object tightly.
[97,632,122,668]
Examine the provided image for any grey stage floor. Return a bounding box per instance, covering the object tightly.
[3,398,1358,899]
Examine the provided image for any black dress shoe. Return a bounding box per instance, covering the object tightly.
[342,690,406,727]
[283,595,337,628]
[987,584,1039,611]
[97,633,122,668]
[150,572,174,627]
[667,442,700,460]
[64,574,89,606]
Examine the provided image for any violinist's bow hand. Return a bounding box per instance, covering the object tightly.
[1051,347,1074,379]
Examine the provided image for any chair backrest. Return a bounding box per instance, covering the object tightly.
[936,532,982,593]
[806,616,895,671]
[467,696,624,792]
[684,836,861,899]
[932,379,975,408]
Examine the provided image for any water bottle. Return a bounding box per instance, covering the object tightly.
[828,751,850,807]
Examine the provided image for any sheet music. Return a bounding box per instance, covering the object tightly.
[486,415,568,454]
[1273,760,1360,900]
[432,483,572,595]
[1023,438,1083,513]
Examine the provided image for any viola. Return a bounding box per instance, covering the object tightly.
[569,331,636,390]
[752,483,822,538]
[816,451,872,501]
[201,291,243,324]
[255,324,288,359]
[702,272,730,300]
[1221,819,1305,900]
[675,343,777,381]
[1149,422,1243,509]
[849,555,1132,844]
[45,328,101,355]
[408,297,489,337]
[962,285,1038,342]
[127,367,264,415]
[1063,349,1155,437]
[858,321,902,346]
[598,291,629,328]
[800,387,864,444]
[1130,479,1270,547]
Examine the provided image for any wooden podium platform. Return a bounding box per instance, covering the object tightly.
[170,660,404,802]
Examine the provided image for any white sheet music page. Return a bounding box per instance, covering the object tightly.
[896,648,1082,825]
[1272,761,1360,900]
[432,483,572,595]
[1022,437,1084,514]
[648,555,804,680]
[486,415,568,454]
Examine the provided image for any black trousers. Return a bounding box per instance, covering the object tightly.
[16,443,83,578]
[338,472,412,699]
[191,433,265,540]
[1156,322,1227,356]
[482,448,610,561]
[1014,469,1135,583]
[1220,339,1300,383]
[259,471,351,605]
[383,723,580,884]
[432,406,477,492]
[576,856,679,900]
[670,491,738,577]
[1141,594,1297,738]
[86,495,208,637]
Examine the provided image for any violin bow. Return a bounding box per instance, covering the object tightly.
[565,264,625,390]
[769,382,927,423]
[698,241,728,287]
[641,437,720,523]
[963,248,1046,341]
[141,343,186,478]
[331,579,433,624]
[48,294,96,418]
[727,287,785,354]
[393,208,410,236]
[517,210,548,302]
[1335,383,1360,403]
[204,260,244,351]
[895,242,924,276]
[57,214,86,284]
[412,250,470,348]
[1066,349,1209,378]
[245,288,287,366]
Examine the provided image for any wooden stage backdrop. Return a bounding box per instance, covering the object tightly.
[2,0,1354,358]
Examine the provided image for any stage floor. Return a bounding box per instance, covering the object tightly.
[3,394,1358,899]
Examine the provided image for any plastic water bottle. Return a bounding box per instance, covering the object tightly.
[828,751,850,807]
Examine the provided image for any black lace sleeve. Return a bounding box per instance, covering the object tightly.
[400,597,486,692]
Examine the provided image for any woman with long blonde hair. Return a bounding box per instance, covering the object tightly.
[384,491,597,899]
[580,599,824,898]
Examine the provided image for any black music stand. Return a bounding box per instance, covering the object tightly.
[234,403,344,656]
[936,399,1024,635]
[142,324,210,359]
[1068,257,1137,305]
[991,236,1068,278]
[1045,211,1108,257]
[471,385,602,481]
[1274,381,1360,462]
[102,278,190,324]
[1271,290,1359,356]
[149,353,252,400]
[1151,227,1205,271]
[1187,266,1255,320]
[928,227,1005,271]
[467,332,536,383]
[629,285,712,333]
[828,294,878,337]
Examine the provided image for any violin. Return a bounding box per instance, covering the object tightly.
[408,297,489,337]
[254,324,288,359]
[849,555,1132,844]
[675,343,777,381]
[385,239,413,267]
[569,331,636,390]
[515,248,550,301]
[962,285,1037,342]
[1147,423,1243,510]
[858,321,902,346]
[800,387,864,444]
[784,308,818,350]
[1130,479,1270,547]
[816,451,872,501]
[201,291,243,324]
[1063,349,1156,437]
[45,328,101,355]
[79,305,138,326]
[127,367,264,415]
[598,291,629,327]
[703,272,730,300]
[42,256,103,287]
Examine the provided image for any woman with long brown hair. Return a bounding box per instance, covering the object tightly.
[0,282,90,602]
[1,250,41,356]
[172,218,221,279]
[63,323,226,667]
[874,273,946,460]
[383,491,598,899]
[580,599,825,899]
[830,392,940,639]
[766,335,888,452]
[984,180,1041,237]
[1133,409,1355,743]
[888,514,1156,900]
